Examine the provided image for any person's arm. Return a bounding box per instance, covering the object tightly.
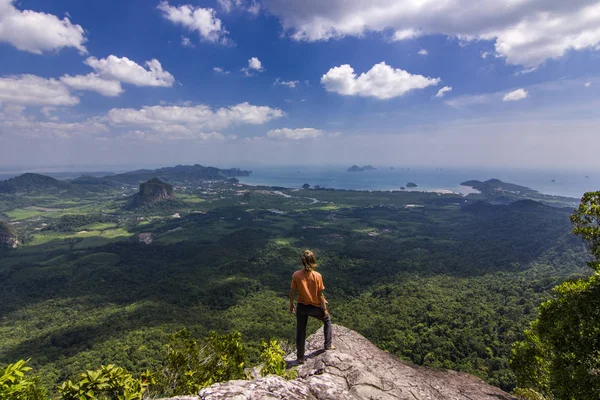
[318,275,328,316]
[318,290,328,316]
[289,288,297,314]
[290,276,297,314]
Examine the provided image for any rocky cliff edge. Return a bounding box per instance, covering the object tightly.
[165,324,516,400]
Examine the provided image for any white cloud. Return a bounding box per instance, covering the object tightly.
[158,1,229,44]
[585,82,592,87]
[515,67,538,76]
[503,88,528,102]
[435,86,452,98]
[274,78,299,88]
[60,73,123,97]
[217,0,242,13]
[248,57,263,70]
[84,55,175,87]
[121,129,228,141]
[321,62,440,99]
[0,75,79,106]
[267,128,324,140]
[0,0,87,54]
[242,57,264,76]
[107,102,285,136]
[393,29,419,41]
[258,0,600,67]
[0,104,107,138]
[181,36,194,47]
[218,0,260,15]
[418,49,428,56]
[213,66,230,74]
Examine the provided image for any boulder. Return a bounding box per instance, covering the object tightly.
[195,325,516,400]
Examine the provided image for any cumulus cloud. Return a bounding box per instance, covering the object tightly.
[503,88,528,102]
[418,49,428,56]
[106,102,285,136]
[158,1,229,44]
[242,57,264,76]
[321,62,440,99]
[267,127,324,140]
[274,78,299,88]
[0,75,79,106]
[84,55,175,87]
[0,0,87,54]
[585,82,592,87]
[256,0,600,67]
[0,105,107,138]
[435,86,452,98]
[60,73,123,97]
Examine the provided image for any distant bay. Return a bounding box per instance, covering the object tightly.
[238,166,600,199]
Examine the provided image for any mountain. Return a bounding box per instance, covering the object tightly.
[195,325,515,400]
[0,221,18,248]
[462,178,578,207]
[0,173,82,195]
[461,179,535,195]
[69,175,120,192]
[347,165,377,172]
[125,178,176,210]
[105,164,251,185]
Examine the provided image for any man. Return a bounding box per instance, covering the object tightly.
[289,249,334,364]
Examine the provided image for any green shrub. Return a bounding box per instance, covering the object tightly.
[259,339,297,379]
[57,364,149,400]
[152,328,247,397]
[0,359,47,400]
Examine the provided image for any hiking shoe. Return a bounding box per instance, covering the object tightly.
[325,345,337,351]
[296,357,306,365]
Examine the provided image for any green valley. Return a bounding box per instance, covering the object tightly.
[0,166,591,395]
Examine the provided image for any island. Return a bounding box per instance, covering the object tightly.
[406,182,418,188]
[347,165,377,172]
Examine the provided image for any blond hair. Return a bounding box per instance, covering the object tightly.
[301,250,318,271]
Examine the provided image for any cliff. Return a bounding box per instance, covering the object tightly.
[165,325,516,400]
[125,178,176,210]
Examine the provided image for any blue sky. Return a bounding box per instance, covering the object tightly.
[1,0,600,170]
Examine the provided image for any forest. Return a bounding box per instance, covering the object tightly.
[0,170,593,397]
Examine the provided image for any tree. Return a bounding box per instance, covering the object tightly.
[510,191,600,399]
[0,360,47,400]
[570,191,600,271]
[302,183,310,189]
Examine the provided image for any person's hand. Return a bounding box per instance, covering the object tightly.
[323,309,329,317]
[290,304,296,314]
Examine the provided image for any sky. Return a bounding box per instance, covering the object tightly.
[1,0,600,170]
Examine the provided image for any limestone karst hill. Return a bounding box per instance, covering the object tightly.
[166,325,516,400]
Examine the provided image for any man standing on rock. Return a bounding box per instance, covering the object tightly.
[290,249,334,364]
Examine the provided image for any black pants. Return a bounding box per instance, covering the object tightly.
[296,303,332,359]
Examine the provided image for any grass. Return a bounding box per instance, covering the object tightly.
[28,228,132,246]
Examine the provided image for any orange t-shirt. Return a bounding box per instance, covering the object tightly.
[291,269,325,307]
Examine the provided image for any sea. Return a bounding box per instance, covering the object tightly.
[237,166,600,200]
[1,165,599,200]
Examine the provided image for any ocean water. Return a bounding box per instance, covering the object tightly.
[239,166,600,199]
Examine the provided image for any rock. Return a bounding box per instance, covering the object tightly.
[138,232,153,244]
[125,178,175,210]
[195,325,516,400]
[0,221,19,248]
